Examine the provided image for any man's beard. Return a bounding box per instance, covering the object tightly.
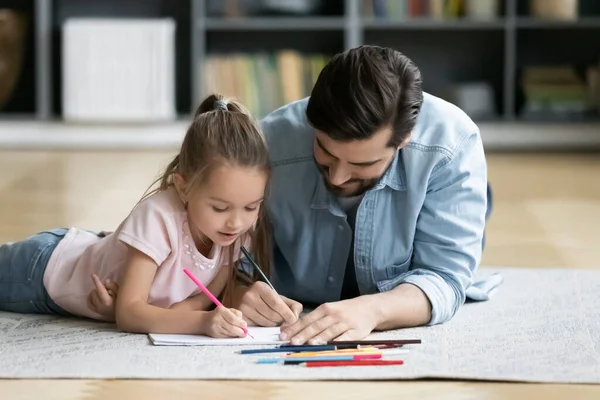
[315,160,382,198]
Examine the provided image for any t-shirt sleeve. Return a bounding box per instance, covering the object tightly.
[117,198,174,266]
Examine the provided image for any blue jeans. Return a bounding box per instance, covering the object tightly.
[0,228,71,315]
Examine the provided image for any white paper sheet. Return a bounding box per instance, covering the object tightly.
[148,327,287,346]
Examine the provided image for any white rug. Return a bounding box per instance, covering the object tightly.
[1,267,599,383]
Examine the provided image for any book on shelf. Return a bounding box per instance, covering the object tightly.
[529,0,579,21]
[587,63,600,113]
[362,0,500,20]
[521,64,600,120]
[206,0,327,18]
[201,51,330,118]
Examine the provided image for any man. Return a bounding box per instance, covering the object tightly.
[231,45,500,345]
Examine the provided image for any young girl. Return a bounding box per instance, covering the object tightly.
[0,94,271,338]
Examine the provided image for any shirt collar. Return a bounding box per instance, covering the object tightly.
[374,150,406,191]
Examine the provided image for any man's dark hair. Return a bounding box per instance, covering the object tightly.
[306,45,423,148]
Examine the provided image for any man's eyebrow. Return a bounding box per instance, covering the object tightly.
[315,137,334,157]
[349,158,382,167]
[316,137,382,166]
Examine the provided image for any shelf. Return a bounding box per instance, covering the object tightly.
[362,18,506,30]
[478,121,600,150]
[516,17,600,29]
[9,0,600,151]
[204,17,345,31]
[0,113,38,121]
[0,120,188,150]
[517,114,600,124]
[0,121,598,151]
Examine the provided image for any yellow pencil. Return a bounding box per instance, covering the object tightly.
[286,348,380,358]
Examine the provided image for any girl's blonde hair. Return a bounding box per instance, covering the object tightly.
[144,93,271,306]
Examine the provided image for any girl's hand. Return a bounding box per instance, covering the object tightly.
[202,307,248,338]
[87,274,119,321]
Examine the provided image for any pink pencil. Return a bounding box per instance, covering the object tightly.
[182,268,252,338]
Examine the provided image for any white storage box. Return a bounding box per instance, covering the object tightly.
[62,18,176,122]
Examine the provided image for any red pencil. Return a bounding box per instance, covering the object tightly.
[305,360,404,367]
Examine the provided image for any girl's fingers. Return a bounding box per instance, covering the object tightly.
[221,323,245,338]
[87,293,97,312]
[104,281,119,295]
[91,274,104,291]
[222,308,247,328]
[246,308,278,327]
[91,274,113,305]
[245,316,259,327]
[90,291,102,311]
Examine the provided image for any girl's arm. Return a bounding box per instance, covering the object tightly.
[169,263,230,311]
[115,245,245,335]
[115,245,206,334]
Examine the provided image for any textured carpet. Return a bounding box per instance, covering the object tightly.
[1,267,599,383]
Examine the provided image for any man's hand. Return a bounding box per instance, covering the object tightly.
[279,284,433,344]
[232,281,303,327]
[279,296,379,345]
[87,274,119,321]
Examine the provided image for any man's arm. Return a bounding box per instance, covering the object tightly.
[369,283,432,330]
[389,131,487,326]
[279,131,488,344]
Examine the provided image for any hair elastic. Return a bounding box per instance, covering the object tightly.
[214,99,228,111]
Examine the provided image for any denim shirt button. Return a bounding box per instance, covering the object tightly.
[337,224,344,231]
[327,276,335,283]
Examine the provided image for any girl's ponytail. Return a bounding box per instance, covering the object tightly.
[194,93,252,119]
[158,154,180,191]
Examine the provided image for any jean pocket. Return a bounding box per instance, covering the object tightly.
[0,231,64,284]
[26,241,56,282]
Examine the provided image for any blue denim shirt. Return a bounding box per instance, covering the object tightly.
[259,93,502,326]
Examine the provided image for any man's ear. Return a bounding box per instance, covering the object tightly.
[398,132,412,150]
[173,173,187,200]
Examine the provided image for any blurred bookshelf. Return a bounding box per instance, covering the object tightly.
[0,0,598,150]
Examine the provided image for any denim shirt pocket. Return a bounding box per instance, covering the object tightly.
[374,251,413,292]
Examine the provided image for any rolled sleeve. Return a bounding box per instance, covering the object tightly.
[400,269,462,326]
[403,132,488,325]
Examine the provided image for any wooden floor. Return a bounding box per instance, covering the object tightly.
[1,150,599,399]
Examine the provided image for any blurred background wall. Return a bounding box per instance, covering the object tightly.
[0,0,598,150]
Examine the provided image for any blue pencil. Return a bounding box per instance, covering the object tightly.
[239,345,336,355]
[257,355,360,364]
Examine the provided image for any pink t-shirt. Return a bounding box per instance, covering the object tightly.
[43,187,240,321]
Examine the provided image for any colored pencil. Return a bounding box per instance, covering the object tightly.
[240,246,276,291]
[239,345,337,355]
[286,348,409,358]
[324,339,421,346]
[182,268,251,338]
[285,348,379,357]
[304,360,405,367]
[257,354,381,364]
[281,343,404,350]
